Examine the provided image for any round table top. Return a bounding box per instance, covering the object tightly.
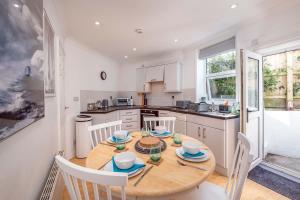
[86,132,216,198]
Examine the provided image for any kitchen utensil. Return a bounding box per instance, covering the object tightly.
[87,103,96,111]
[197,102,209,112]
[102,99,109,108]
[98,159,112,170]
[177,160,208,171]
[134,165,154,186]
[95,100,102,109]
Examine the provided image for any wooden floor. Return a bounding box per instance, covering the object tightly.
[63,158,290,200]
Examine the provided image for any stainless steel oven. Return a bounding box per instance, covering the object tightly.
[140,109,159,129]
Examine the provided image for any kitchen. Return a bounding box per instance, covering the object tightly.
[0,0,300,200]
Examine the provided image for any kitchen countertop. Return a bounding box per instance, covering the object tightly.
[81,105,239,120]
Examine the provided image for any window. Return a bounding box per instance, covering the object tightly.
[263,49,300,110]
[205,50,236,101]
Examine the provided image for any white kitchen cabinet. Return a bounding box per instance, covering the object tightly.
[136,68,151,93]
[146,65,164,82]
[201,125,226,168]
[120,109,140,132]
[186,115,239,176]
[186,122,201,140]
[164,62,182,92]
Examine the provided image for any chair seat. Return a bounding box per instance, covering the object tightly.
[174,181,229,200]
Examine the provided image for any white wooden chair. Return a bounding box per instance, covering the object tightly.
[88,120,122,149]
[55,155,128,200]
[144,117,176,133]
[175,132,253,200]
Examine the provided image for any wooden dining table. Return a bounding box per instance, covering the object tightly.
[86,132,216,199]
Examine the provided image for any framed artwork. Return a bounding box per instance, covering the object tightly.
[0,0,44,141]
[44,10,55,96]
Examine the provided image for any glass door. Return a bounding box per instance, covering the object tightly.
[241,50,263,169]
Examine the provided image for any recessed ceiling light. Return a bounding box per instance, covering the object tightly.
[132,48,137,51]
[94,21,100,26]
[124,55,128,59]
[230,3,238,9]
[174,39,179,43]
[13,3,20,8]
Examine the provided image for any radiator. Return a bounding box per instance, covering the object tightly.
[40,151,64,200]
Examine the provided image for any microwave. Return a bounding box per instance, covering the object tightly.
[113,98,129,106]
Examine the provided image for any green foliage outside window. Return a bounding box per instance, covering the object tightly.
[206,51,236,99]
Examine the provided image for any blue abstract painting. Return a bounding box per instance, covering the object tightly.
[0,0,44,141]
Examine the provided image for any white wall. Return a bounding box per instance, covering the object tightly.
[0,0,65,199]
[264,111,300,158]
[119,4,300,102]
[64,38,120,158]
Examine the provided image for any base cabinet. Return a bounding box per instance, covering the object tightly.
[202,125,225,168]
[186,116,239,176]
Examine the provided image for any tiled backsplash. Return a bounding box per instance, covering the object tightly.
[144,82,195,106]
[80,83,196,111]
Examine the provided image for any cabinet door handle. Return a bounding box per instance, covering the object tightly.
[203,128,206,139]
[197,127,201,138]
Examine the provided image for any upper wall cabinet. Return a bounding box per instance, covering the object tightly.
[146,65,165,82]
[164,62,182,92]
[136,68,151,93]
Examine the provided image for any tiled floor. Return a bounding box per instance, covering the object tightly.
[62,158,289,200]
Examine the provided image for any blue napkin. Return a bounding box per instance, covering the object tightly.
[112,156,145,173]
[151,131,171,136]
[182,150,205,158]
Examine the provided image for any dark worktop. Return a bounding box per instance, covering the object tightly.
[81,105,239,120]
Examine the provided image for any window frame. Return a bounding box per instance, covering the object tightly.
[204,49,237,103]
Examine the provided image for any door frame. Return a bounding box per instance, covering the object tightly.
[240,49,264,169]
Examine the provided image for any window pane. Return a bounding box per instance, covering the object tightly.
[207,51,236,74]
[208,77,236,99]
[263,52,287,109]
[293,50,300,109]
[247,58,259,110]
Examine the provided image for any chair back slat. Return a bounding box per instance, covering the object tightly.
[82,180,90,200]
[88,120,123,148]
[106,186,112,200]
[93,183,100,200]
[144,117,176,133]
[72,176,82,200]
[225,132,253,200]
[56,155,128,200]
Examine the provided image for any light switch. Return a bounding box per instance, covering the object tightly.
[73,97,79,102]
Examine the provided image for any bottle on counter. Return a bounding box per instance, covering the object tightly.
[129,96,134,106]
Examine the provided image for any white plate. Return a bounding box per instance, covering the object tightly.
[176,148,210,163]
[102,158,145,178]
[106,135,133,144]
[150,131,172,138]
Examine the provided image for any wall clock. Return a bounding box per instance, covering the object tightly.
[100,71,107,80]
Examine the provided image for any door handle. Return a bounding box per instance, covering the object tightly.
[197,127,201,138]
[246,107,257,122]
[203,128,206,139]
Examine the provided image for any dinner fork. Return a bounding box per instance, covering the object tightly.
[177,160,208,171]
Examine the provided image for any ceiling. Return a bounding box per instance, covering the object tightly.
[57,0,297,62]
